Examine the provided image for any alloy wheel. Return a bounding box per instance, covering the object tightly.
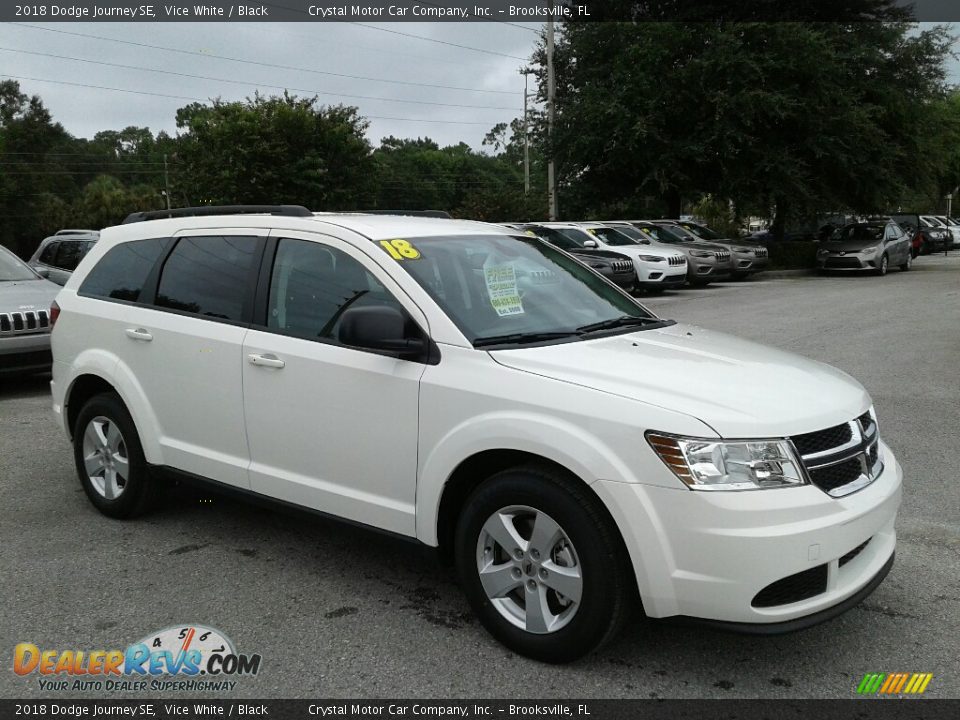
[81,416,129,500]
[475,505,583,634]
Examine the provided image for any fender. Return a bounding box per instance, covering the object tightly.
[63,351,164,465]
[415,410,640,546]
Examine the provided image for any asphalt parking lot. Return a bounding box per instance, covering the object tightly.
[1,253,958,699]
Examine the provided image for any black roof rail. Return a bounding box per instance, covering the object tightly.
[357,210,452,219]
[122,205,313,224]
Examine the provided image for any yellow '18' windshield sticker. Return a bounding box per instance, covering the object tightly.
[380,239,421,260]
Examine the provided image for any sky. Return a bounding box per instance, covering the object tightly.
[0,21,541,150]
[1,21,957,151]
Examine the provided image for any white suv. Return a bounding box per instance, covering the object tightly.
[51,207,902,662]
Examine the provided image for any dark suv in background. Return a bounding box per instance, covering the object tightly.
[889,214,950,256]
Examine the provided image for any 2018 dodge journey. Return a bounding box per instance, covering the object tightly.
[50,206,902,662]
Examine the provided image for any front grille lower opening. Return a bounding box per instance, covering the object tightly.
[752,564,828,608]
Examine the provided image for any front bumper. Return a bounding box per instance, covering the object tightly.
[733,255,770,274]
[0,333,52,374]
[637,269,687,288]
[595,441,902,625]
[817,253,878,270]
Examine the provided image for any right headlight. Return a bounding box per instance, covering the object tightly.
[817,248,829,256]
[689,250,714,258]
[637,255,665,262]
[647,433,807,491]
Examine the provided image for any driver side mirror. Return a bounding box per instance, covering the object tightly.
[338,305,427,361]
[583,239,598,248]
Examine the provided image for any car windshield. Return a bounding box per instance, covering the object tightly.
[383,234,659,346]
[587,227,638,246]
[835,225,884,242]
[608,225,648,241]
[0,247,39,281]
[645,225,692,244]
[683,223,721,240]
[525,226,583,251]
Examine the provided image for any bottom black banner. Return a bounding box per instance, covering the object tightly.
[1,700,959,720]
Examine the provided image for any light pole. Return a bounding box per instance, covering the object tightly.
[520,68,536,195]
[546,5,557,220]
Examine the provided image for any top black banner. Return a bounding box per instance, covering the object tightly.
[3,1,960,24]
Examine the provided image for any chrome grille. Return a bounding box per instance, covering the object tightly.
[612,260,634,274]
[754,247,768,257]
[790,411,882,497]
[668,255,685,266]
[0,310,50,335]
[714,251,730,261]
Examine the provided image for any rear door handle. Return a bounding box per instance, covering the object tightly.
[125,328,153,342]
[247,353,285,369]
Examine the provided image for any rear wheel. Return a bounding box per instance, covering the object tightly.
[455,466,633,663]
[73,392,155,518]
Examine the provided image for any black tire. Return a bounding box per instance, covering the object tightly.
[875,254,889,276]
[899,253,912,272]
[454,465,633,663]
[72,392,155,519]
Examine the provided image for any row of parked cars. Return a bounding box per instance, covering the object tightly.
[502,220,770,294]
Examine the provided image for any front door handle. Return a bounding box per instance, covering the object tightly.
[248,353,285,369]
[125,328,153,342]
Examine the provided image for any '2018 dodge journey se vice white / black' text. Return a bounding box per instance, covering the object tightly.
[50,206,902,662]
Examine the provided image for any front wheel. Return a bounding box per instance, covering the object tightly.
[875,254,889,276]
[899,253,912,271]
[73,392,155,518]
[455,466,633,663]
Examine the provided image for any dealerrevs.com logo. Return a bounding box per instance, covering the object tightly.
[13,625,262,692]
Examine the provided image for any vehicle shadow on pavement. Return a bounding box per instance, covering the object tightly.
[0,372,50,399]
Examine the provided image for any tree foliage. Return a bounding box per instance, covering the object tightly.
[538,17,958,232]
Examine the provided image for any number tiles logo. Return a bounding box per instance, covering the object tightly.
[12,625,261,692]
[857,672,934,695]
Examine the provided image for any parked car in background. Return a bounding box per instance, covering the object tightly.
[55,229,99,237]
[531,222,687,293]
[889,214,950,256]
[651,221,769,280]
[571,222,689,293]
[0,244,60,375]
[932,216,960,249]
[504,224,637,292]
[28,232,99,286]
[816,221,912,275]
[627,221,733,286]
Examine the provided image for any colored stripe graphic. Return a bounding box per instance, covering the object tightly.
[858,672,933,695]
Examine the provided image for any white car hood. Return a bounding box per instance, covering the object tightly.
[489,323,869,438]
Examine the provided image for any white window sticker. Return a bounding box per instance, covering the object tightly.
[483,262,525,316]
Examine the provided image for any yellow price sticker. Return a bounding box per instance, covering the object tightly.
[379,238,421,260]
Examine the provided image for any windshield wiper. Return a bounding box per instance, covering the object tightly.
[473,330,581,348]
[576,316,674,334]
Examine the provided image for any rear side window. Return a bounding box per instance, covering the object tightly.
[38,241,59,265]
[53,241,85,271]
[79,237,170,302]
[155,236,259,322]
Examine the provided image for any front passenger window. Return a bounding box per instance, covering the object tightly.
[267,238,405,342]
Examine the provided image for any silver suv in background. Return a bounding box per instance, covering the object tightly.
[0,245,60,375]
[28,232,100,286]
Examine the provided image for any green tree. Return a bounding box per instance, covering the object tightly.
[538,12,954,232]
[175,92,377,209]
